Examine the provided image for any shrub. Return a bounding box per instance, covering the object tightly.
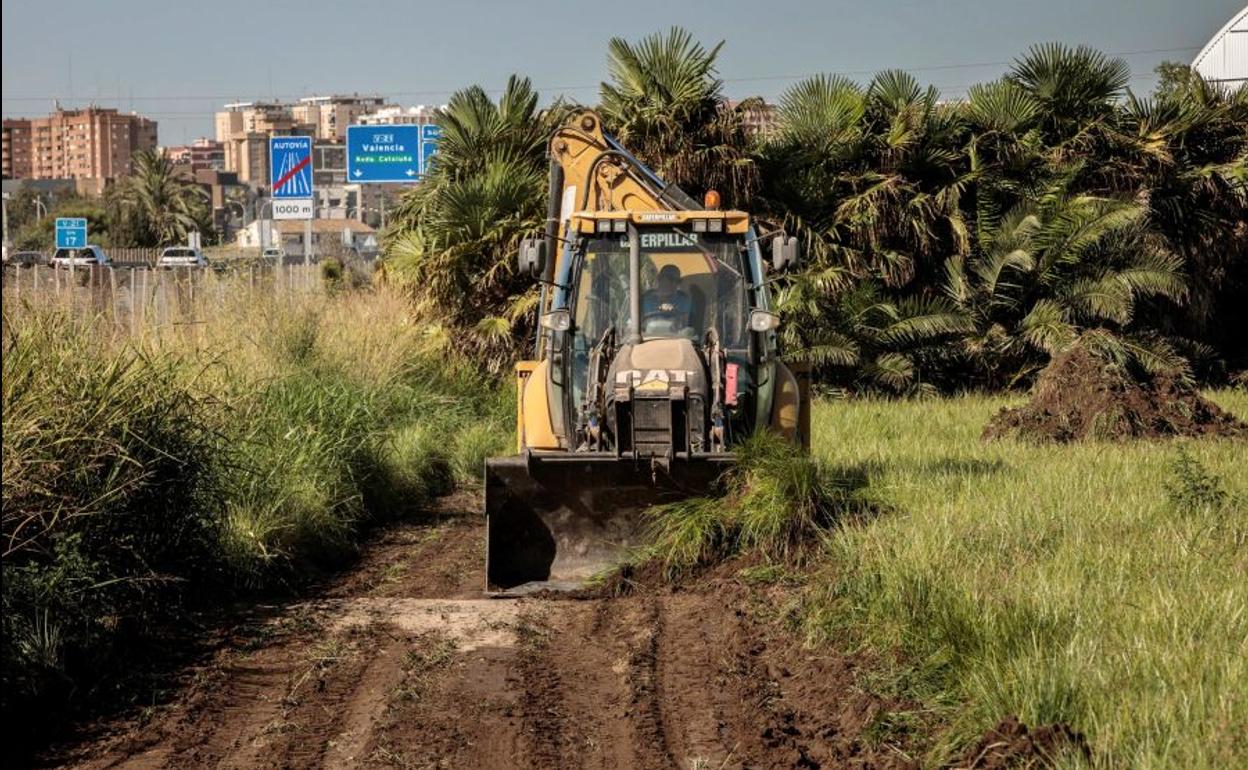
[451,420,511,487]
[2,310,222,705]
[0,287,511,729]
[639,431,875,576]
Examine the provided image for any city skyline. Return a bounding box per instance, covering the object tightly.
[3,0,1243,145]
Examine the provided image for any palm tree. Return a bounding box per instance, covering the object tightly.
[1110,80,1248,376]
[384,76,561,372]
[777,277,973,394]
[761,70,971,288]
[941,186,1189,386]
[599,27,759,206]
[118,150,211,246]
[1006,43,1131,144]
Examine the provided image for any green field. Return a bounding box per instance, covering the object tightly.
[804,393,1247,769]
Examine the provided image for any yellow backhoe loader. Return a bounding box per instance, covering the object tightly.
[486,110,809,593]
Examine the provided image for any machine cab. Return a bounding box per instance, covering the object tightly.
[524,210,796,458]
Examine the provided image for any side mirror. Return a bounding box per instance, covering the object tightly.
[517,238,548,279]
[771,235,800,273]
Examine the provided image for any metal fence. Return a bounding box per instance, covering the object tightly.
[4,246,364,268]
[2,262,334,333]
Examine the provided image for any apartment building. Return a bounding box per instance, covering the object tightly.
[2,119,33,178]
[356,104,442,126]
[1,107,157,180]
[191,138,225,171]
[215,102,315,184]
[165,145,193,165]
[727,100,779,138]
[166,138,225,177]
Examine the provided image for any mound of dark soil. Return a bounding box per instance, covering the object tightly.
[984,344,1247,443]
[955,716,1090,769]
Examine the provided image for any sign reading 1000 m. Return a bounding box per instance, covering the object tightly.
[346,124,439,183]
[269,136,314,220]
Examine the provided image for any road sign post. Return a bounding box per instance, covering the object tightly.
[270,136,314,265]
[55,217,88,248]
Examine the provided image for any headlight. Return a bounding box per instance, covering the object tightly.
[708,218,723,233]
[596,219,612,233]
[612,219,627,232]
[540,309,572,332]
[691,219,708,232]
[749,309,781,333]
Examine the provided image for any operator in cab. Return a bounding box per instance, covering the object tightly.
[642,264,691,332]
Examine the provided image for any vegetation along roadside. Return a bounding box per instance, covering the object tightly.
[1,280,512,744]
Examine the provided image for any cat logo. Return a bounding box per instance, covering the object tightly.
[616,369,691,391]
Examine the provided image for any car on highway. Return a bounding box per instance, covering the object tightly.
[4,250,46,268]
[157,246,209,269]
[51,245,110,267]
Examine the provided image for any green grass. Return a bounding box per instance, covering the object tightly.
[1,282,509,725]
[802,391,1248,769]
[638,432,876,577]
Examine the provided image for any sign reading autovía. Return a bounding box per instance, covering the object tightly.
[346,125,422,183]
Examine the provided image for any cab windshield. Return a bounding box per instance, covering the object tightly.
[570,230,749,349]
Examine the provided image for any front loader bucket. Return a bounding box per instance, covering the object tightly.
[485,453,732,593]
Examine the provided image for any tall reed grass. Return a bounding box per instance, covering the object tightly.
[1,278,511,723]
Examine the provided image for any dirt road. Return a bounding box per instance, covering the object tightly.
[46,496,916,770]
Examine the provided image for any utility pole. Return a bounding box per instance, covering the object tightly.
[2,192,10,255]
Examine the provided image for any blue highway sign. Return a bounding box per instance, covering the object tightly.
[270,136,313,199]
[55,217,88,248]
[346,125,421,183]
[420,124,441,176]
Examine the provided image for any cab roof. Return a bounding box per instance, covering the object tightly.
[572,209,749,234]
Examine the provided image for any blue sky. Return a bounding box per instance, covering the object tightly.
[2,0,1242,144]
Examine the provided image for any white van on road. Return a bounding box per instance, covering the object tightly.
[51,245,110,267]
[158,247,208,269]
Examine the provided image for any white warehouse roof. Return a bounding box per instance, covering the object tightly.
[1193,6,1247,85]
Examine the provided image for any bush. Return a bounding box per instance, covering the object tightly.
[0,288,510,726]
[451,420,511,487]
[2,312,222,705]
[639,432,876,577]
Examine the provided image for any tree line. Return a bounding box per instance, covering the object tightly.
[383,28,1247,391]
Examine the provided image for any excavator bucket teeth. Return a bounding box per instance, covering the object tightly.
[485,454,731,593]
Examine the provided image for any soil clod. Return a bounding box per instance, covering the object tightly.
[956,715,1090,769]
[984,342,1247,442]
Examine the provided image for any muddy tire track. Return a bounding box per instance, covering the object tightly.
[42,500,919,770]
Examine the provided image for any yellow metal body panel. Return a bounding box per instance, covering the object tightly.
[547,110,751,304]
[770,362,802,445]
[516,360,559,450]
